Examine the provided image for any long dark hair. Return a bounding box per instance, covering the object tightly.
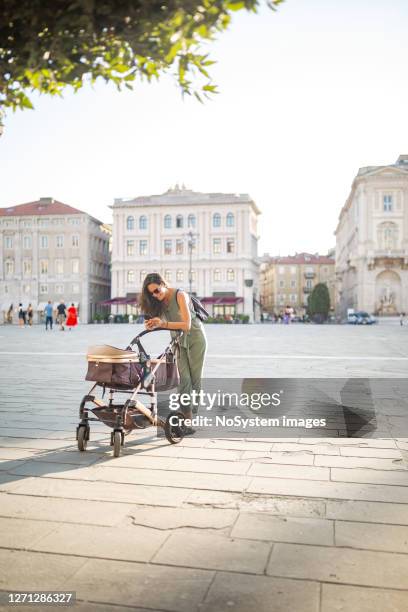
[140,272,169,317]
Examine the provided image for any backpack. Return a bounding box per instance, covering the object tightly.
[175,288,209,322]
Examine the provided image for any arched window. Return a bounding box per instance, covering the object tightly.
[377,222,398,250]
[227,268,235,281]
[176,215,183,228]
[140,270,147,283]
[213,213,221,228]
[226,212,234,227]
[139,215,147,230]
[126,216,134,230]
[188,214,196,228]
[213,269,221,281]
[164,215,172,229]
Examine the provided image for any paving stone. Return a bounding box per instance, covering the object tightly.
[241,450,315,465]
[267,543,408,589]
[200,572,320,612]
[231,513,334,545]
[340,446,403,459]
[0,549,87,591]
[315,455,405,470]
[169,457,251,475]
[0,437,75,450]
[31,522,168,563]
[247,462,330,480]
[0,448,37,460]
[321,583,408,612]
[271,442,340,455]
[331,467,408,486]
[326,499,408,525]
[0,516,59,549]
[59,557,214,612]
[0,493,135,526]
[205,440,273,452]
[153,531,272,574]
[248,476,408,503]
[7,460,95,480]
[124,504,238,530]
[335,520,408,553]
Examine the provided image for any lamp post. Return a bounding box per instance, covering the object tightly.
[185,230,199,295]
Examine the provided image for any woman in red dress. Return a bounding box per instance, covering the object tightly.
[66,303,78,330]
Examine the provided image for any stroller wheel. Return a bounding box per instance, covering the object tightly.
[164,411,185,445]
[77,425,88,452]
[113,430,122,457]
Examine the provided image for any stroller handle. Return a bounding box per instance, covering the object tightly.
[128,327,168,347]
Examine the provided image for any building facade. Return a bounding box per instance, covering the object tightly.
[111,186,261,321]
[260,252,335,315]
[0,198,111,323]
[335,155,408,318]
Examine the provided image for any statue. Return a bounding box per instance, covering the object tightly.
[378,285,396,314]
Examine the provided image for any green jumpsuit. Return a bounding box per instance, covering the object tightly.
[162,290,207,413]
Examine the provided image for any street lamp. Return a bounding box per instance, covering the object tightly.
[185,230,199,295]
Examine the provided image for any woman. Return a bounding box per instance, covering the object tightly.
[27,304,33,326]
[66,303,78,330]
[140,272,207,433]
[18,303,26,327]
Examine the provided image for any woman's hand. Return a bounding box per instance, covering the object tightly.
[145,317,163,330]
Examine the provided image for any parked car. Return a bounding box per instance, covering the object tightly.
[347,311,377,325]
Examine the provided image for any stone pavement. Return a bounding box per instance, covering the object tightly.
[0,322,408,612]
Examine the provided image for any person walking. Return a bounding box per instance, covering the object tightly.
[66,303,78,331]
[57,300,67,331]
[44,300,54,330]
[400,312,405,326]
[140,273,207,434]
[18,303,26,327]
[27,304,34,326]
[6,304,13,324]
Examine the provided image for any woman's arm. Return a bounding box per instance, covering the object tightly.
[145,290,191,332]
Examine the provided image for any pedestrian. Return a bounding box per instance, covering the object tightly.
[66,303,78,331]
[44,300,54,330]
[27,303,34,326]
[140,272,207,434]
[57,300,67,331]
[400,312,405,326]
[18,303,26,327]
[6,304,13,324]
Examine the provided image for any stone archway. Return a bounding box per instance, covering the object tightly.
[375,270,401,315]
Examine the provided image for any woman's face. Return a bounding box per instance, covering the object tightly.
[147,283,166,302]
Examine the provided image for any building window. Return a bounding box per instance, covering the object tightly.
[139,240,148,256]
[176,269,184,282]
[176,239,184,255]
[213,268,221,281]
[72,283,80,293]
[40,235,48,248]
[290,294,297,303]
[164,215,172,229]
[139,215,147,230]
[72,235,79,247]
[213,213,221,228]
[164,270,172,282]
[23,284,30,294]
[56,235,64,248]
[188,214,196,228]
[226,212,234,227]
[140,270,147,283]
[55,259,64,275]
[226,238,235,254]
[213,238,221,254]
[127,270,135,283]
[306,266,314,273]
[55,284,64,294]
[278,266,285,274]
[306,279,313,289]
[164,240,172,255]
[5,236,13,249]
[40,284,48,294]
[378,221,398,250]
[279,280,285,288]
[23,235,31,249]
[127,216,134,230]
[176,215,183,228]
[290,266,296,274]
[227,268,235,281]
[5,260,14,276]
[40,260,48,274]
[291,280,296,288]
[127,240,135,256]
[383,195,393,212]
[72,259,79,274]
[23,260,32,276]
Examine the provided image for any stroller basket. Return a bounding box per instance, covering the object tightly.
[85,344,179,391]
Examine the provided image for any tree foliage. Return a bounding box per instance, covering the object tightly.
[308,283,331,322]
[0,0,284,124]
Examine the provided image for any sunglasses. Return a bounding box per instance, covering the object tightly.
[149,287,162,296]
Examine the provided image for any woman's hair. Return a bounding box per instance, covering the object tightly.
[140,272,169,317]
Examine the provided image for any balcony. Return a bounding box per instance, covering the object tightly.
[304,271,315,279]
[303,286,313,293]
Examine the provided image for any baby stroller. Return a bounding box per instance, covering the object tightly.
[76,328,186,457]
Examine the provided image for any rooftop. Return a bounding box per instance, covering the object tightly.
[0,197,103,224]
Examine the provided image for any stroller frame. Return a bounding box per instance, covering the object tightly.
[76,328,186,456]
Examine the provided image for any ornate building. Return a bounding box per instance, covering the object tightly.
[335,155,408,318]
[110,185,261,321]
[260,252,335,316]
[0,198,111,323]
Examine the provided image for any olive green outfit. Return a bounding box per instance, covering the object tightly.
[162,290,207,414]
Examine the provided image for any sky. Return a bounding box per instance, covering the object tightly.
[1,0,408,256]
